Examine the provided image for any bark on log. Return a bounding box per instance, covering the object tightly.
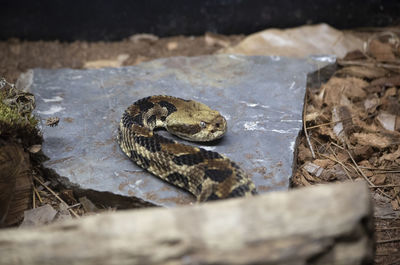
[0,181,374,265]
[0,141,32,227]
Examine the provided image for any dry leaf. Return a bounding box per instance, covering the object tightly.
[383,87,397,98]
[299,171,313,186]
[353,145,374,161]
[336,66,388,79]
[391,198,400,211]
[371,174,386,185]
[352,133,392,149]
[322,77,367,106]
[297,143,312,161]
[368,39,396,62]
[332,105,353,142]
[371,75,400,87]
[364,95,381,113]
[381,145,400,161]
[304,111,320,122]
[342,50,367,60]
[313,159,334,168]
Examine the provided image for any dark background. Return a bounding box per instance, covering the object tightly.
[2,0,400,41]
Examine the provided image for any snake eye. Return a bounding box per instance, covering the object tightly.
[199,121,206,128]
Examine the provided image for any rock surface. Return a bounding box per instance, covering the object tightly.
[31,54,331,206]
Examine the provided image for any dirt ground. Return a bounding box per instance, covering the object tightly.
[1,31,400,264]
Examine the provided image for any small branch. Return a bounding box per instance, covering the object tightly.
[376,237,400,244]
[370,184,400,188]
[337,59,400,71]
[376,226,400,231]
[358,166,400,172]
[303,94,315,159]
[345,148,392,199]
[32,187,36,209]
[67,203,82,209]
[33,186,43,203]
[307,115,356,130]
[328,146,353,181]
[33,176,80,218]
[346,149,375,187]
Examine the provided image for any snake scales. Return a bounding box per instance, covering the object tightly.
[118,96,257,201]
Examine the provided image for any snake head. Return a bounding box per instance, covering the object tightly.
[165,101,227,142]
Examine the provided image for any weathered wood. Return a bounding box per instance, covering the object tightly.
[0,141,32,227]
[0,181,373,265]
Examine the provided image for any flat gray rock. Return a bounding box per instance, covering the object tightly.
[31,54,332,207]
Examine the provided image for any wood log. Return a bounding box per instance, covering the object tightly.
[0,140,32,227]
[0,181,374,265]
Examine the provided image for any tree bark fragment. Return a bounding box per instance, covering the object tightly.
[0,181,374,265]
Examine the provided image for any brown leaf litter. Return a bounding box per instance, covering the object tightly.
[294,30,400,264]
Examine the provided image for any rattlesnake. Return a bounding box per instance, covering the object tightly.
[118,96,257,201]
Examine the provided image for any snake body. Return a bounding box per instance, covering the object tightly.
[118,95,257,201]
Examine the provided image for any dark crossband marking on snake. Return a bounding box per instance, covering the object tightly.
[118,95,257,202]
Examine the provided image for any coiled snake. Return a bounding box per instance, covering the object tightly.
[118,96,257,201]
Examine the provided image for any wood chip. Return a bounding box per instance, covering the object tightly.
[371,75,400,87]
[322,77,367,106]
[380,146,400,161]
[368,39,397,62]
[371,174,386,185]
[332,105,353,142]
[352,133,392,149]
[336,66,388,79]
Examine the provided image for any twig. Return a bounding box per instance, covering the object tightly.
[307,113,375,130]
[67,203,82,209]
[328,146,353,181]
[319,153,354,181]
[376,226,400,231]
[346,149,393,199]
[376,237,400,244]
[33,186,43,204]
[346,149,375,187]
[330,141,345,150]
[32,187,35,209]
[303,94,315,159]
[307,115,355,129]
[370,184,400,188]
[359,166,400,172]
[337,59,400,71]
[319,153,352,172]
[33,176,80,218]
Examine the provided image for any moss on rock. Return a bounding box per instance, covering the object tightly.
[0,79,41,147]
